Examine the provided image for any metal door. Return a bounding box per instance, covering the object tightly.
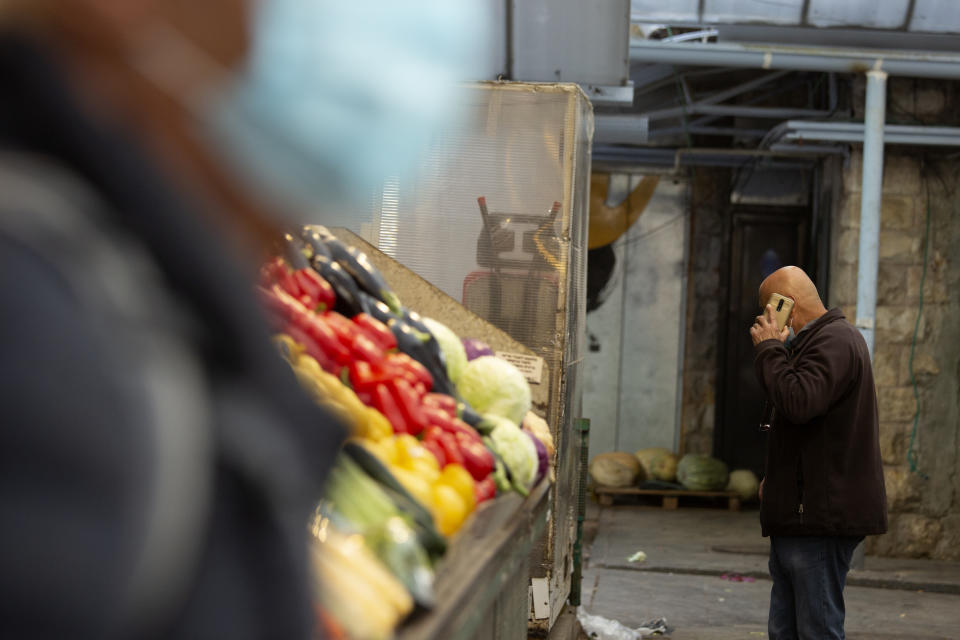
[716,210,807,476]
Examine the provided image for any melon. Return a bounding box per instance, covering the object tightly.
[634,447,679,482]
[589,452,643,487]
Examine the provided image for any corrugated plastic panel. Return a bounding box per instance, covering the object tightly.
[629,0,699,24]
[910,0,960,34]
[704,0,802,26]
[808,0,911,30]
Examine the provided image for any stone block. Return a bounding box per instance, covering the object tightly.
[906,251,950,304]
[878,231,922,263]
[836,229,860,264]
[840,305,857,324]
[872,346,902,387]
[878,426,908,466]
[891,513,943,558]
[898,347,941,384]
[880,195,916,230]
[839,193,860,229]
[829,263,858,306]
[934,515,960,561]
[915,84,947,118]
[843,153,862,194]
[884,465,923,512]
[882,155,922,196]
[876,305,924,344]
[889,77,916,119]
[876,262,907,305]
[877,386,918,422]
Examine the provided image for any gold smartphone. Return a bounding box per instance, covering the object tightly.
[766,293,795,330]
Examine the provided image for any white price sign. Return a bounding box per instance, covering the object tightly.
[494,351,544,385]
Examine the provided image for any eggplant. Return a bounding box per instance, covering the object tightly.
[279,232,311,270]
[300,226,332,259]
[357,290,397,325]
[309,254,367,317]
[389,318,457,397]
[324,237,403,314]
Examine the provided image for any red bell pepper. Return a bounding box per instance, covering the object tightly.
[320,311,358,349]
[302,314,352,365]
[293,268,335,311]
[352,313,397,351]
[373,383,407,434]
[474,475,497,504]
[349,332,386,365]
[453,431,495,481]
[388,353,433,390]
[414,382,427,397]
[420,438,447,468]
[283,324,338,374]
[436,429,465,467]
[423,405,457,431]
[423,393,457,417]
[390,378,428,436]
[349,360,392,393]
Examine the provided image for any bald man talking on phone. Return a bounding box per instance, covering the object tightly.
[749,266,887,640]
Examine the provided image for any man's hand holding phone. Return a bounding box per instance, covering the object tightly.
[750,303,789,346]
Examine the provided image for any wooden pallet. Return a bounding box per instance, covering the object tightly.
[594,486,741,511]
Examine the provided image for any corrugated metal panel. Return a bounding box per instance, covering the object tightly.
[807,0,910,30]
[704,0,802,26]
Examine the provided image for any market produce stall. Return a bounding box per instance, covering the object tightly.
[256,226,557,639]
[331,82,593,632]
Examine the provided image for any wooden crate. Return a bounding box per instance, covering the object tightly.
[593,486,741,511]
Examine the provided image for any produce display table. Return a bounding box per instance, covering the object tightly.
[398,480,550,640]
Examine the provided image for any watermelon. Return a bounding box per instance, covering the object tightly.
[676,454,729,491]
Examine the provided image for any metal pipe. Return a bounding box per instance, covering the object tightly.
[857,72,886,361]
[850,70,887,574]
[629,40,960,79]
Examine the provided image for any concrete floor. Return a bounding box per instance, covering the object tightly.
[576,501,960,639]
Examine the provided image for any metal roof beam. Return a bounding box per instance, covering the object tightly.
[630,40,960,78]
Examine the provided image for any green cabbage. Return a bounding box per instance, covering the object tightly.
[486,414,538,491]
[422,317,468,383]
[456,356,531,425]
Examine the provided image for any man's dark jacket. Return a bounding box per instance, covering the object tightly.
[754,308,888,538]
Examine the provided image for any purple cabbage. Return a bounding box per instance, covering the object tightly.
[526,431,549,486]
[461,337,494,361]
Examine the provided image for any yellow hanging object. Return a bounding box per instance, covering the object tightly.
[587,173,660,249]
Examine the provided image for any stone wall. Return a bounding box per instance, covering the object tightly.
[830,146,960,558]
[679,169,730,455]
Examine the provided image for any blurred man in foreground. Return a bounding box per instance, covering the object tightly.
[0,0,481,637]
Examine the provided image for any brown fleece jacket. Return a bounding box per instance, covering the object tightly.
[754,308,887,537]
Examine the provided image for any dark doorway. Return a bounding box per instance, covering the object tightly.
[716,209,808,476]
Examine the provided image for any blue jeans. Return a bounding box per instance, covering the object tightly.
[768,535,862,640]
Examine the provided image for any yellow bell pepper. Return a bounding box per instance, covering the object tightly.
[439,464,476,513]
[430,484,469,536]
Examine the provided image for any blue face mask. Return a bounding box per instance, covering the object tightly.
[143,0,488,224]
